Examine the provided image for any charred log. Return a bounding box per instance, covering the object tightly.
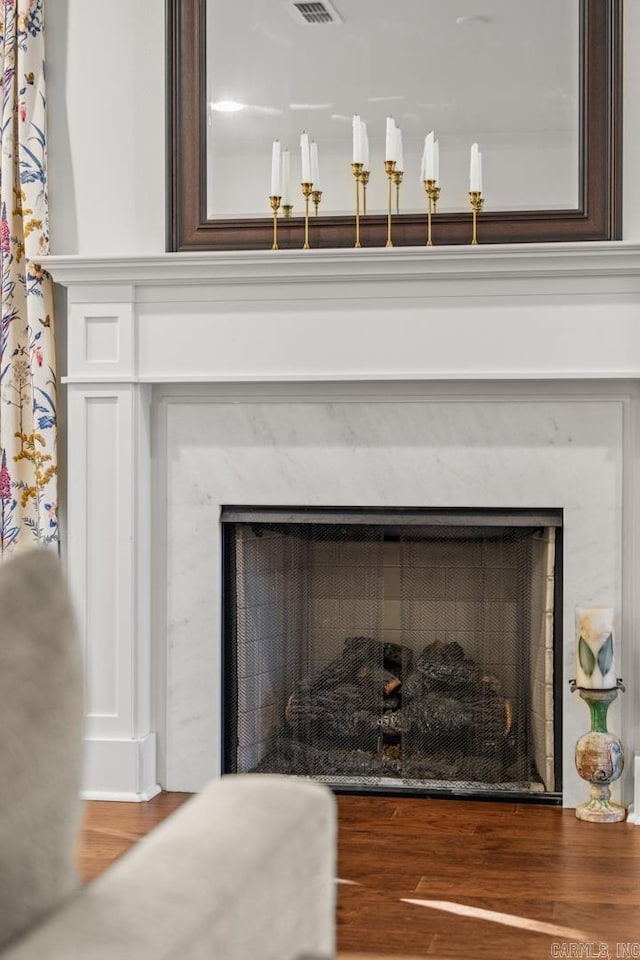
[270,634,527,787]
[294,636,411,697]
[286,683,388,749]
[253,739,394,777]
[343,636,414,677]
[414,640,485,694]
[356,665,402,697]
[381,688,509,751]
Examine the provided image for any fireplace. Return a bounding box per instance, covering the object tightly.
[222,507,562,801]
[43,246,637,815]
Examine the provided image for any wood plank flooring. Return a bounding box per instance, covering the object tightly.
[336,795,640,958]
[77,791,190,884]
[76,792,640,958]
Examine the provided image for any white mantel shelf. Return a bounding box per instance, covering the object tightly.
[46,241,640,384]
[43,241,640,289]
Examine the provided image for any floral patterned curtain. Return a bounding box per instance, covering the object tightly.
[0,0,57,555]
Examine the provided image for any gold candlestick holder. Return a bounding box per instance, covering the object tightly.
[469,191,484,246]
[282,204,293,218]
[311,190,322,216]
[301,182,313,249]
[361,170,370,215]
[393,170,403,215]
[351,162,364,248]
[424,180,441,247]
[384,160,396,248]
[269,195,281,250]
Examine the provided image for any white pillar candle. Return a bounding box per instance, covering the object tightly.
[352,115,363,164]
[271,140,281,196]
[385,117,397,162]
[281,149,291,205]
[300,132,311,183]
[575,607,617,689]
[470,142,482,192]
[395,127,404,173]
[310,141,320,189]
[362,121,369,170]
[434,139,440,183]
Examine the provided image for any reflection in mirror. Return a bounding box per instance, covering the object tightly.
[206,0,580,219]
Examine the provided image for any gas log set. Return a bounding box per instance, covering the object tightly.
[255,635,529,788]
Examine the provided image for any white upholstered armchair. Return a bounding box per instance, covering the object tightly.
[0,550,336,960]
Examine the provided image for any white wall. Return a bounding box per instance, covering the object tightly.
[45,0,640,254]
[46,0,165,255]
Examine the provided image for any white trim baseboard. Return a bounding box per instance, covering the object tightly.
[82,734,160,801]
[81,787,162,802]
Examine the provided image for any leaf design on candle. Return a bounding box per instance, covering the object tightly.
[578,635,596,678]
[597,633,614,677]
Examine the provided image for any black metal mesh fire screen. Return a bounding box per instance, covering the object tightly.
[222,507,562,801]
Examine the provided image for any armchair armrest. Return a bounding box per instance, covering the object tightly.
[3,776,336,960]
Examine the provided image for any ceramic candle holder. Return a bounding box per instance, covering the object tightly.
[570,680,626,822]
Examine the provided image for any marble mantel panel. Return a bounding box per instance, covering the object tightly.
[160,384,624,809]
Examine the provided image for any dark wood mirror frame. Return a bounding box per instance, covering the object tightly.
[167,0,622,252]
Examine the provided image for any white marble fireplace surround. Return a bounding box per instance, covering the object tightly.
[44,242,640,815]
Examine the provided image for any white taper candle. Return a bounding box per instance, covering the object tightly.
[281,149,291,205]
[352,115,363,164]
[470,142,481,192]
[424,131,435,180]
[271,140,281,196]
[395,126,404,173]
[300,132,311,183]
[362,121,369,170]
[385,117,397,162]
[310,140,320,189]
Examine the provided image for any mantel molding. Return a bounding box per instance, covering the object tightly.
[43,242,640,289]
[51,240,640,385]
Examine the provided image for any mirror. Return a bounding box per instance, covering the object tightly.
[167,0,621,250]
[205,0,580,218]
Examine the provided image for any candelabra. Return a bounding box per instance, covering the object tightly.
[311,190,322,216]
[393,170,403,215]
[301,182,313,249]
[269,195,281,250]
[282,204,293,218]
[570,679,626,822]
[469,191,484,245]
[351,162,363,248]
[384,160,396,248]
[360,170,370,215]
[424,180,441,247]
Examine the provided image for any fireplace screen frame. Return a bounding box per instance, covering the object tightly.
[221,506,563,803]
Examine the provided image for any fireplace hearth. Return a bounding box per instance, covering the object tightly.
[222,508,562,801]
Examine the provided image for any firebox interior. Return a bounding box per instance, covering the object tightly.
[222,507,562,802]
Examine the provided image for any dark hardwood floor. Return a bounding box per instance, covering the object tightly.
[77,792,640,959]
[77,791,190,884]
